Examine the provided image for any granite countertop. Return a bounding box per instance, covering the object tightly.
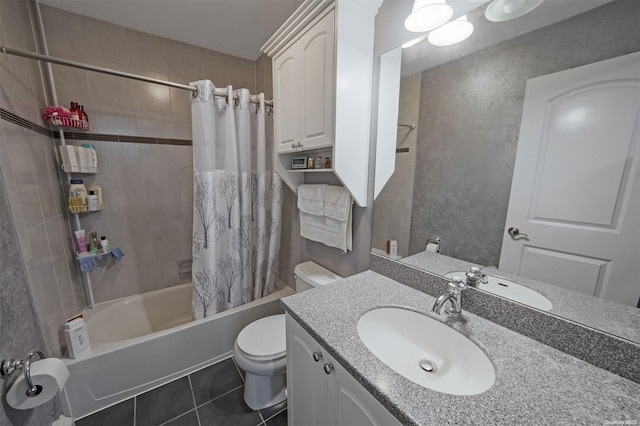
[400,251,640,344]
[282,270,640,425]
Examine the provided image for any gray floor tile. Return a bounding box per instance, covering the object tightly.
[258,399,286,421]
[190,357,244,405]
[196,386,261,426]
[75,398,134,426]
[161,409,199,426]
[136,376,195,425]
[264,409,287,426]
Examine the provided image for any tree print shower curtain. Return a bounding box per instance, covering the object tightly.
[191,80,282,319]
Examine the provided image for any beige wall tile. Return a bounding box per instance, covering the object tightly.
[0,146,18,203]
[11,204,32,260]
[40,5,84,61]
[26,223,62,323]
[99,142,147,208]
[27,132,58,221]
[5,124,44,228]
[127,29,169,74]
[139,144,180,205]
[42,306,66,358]
[167,39,201,81]
[79,15,129,68]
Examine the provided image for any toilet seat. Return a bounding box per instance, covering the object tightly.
[236,314,286,361]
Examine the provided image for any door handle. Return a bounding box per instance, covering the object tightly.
[508,227,529,239]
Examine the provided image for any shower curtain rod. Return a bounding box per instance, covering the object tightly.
[0,45,274,108]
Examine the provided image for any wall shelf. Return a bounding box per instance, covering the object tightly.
[288,168,334,173]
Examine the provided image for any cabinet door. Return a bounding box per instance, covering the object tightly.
[286,315,327,426]
[326,358,402,426]
[274,42,300,153]
[299,10,335,151]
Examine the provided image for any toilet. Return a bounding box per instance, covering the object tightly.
[233,261,342,410]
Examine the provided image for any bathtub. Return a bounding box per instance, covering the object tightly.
[62,282,294,419]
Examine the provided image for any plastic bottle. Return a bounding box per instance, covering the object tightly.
[69,102,81,123]
[87,190,99,211]
[100,236,109,252]
[69,179,87,207]
[88,231,98,253]
[79,105,89,129]
[82,144,98,170]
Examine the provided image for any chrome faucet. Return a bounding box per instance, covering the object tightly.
[432,277,467,318]
[465,266,489,288]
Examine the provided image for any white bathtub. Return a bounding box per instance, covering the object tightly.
[62,282,294,419]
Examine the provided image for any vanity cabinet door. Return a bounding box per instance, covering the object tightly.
[326,359,402,426]
[286,314,328,426]
[274,42,301,154]
[286,314,401,426]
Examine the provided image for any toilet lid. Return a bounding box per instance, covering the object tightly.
[237,314,286,359]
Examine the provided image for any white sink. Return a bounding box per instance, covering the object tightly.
[357,307,495,396]
[445,272,553,311]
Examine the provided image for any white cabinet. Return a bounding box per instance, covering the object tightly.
[262,0,383,207]
[286,313,402,426]
[274,10,334,154]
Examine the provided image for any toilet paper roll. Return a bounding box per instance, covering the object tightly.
[6,358,70,410]
[426,242,441,253]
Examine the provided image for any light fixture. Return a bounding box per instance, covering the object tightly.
[485,0,544,22]
[401,34,429,49]
[428,14,474,47]
[404,0,454,33]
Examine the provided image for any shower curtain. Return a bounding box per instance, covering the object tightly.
[190,80,282,319]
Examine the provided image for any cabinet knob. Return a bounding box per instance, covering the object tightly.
[291,142,297,149]
[312,352,323,362]
[323,363,334,375]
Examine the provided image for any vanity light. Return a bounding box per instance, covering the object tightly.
[404,0,454,33]
[402,34,429,49]
[485,0,544,22]
[428,15,474,46]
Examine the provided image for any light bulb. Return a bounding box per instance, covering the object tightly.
[428,15,474,47]
[404,0,453,33]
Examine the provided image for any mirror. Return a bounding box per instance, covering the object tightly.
[372,0,640,344]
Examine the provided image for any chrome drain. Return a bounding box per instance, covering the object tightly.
[419,359,437,373]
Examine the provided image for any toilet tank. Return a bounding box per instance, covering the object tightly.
[294,261,342,293]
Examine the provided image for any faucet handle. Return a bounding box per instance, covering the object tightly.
[467,266,489,285]
[448,276,467,294]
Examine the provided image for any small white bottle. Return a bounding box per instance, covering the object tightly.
[87,190,99,211]
[65,317,91,359]
[100,236,109,252]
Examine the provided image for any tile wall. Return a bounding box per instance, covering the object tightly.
[1,1,299,359]
[0,0,63,423]
[0,0,85,359]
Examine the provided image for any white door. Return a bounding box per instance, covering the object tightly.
[499,52,640,307]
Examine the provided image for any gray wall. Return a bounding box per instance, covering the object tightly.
[408,0,640,266]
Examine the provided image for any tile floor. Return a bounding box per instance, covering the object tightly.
[75,357,287,426]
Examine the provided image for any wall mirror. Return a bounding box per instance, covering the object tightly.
[372,0,640,344]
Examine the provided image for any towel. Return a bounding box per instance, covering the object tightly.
[110,247,125,261]
[297,184,327,216]
[324,186,352,220]
[299,184,353,253]
[78,256,99,272]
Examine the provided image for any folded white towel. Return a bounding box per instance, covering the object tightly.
[297,184,327,216]
[298,184,352,253]
[324,185,352,221]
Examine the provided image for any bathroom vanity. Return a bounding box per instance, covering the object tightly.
[282,271,640,425]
